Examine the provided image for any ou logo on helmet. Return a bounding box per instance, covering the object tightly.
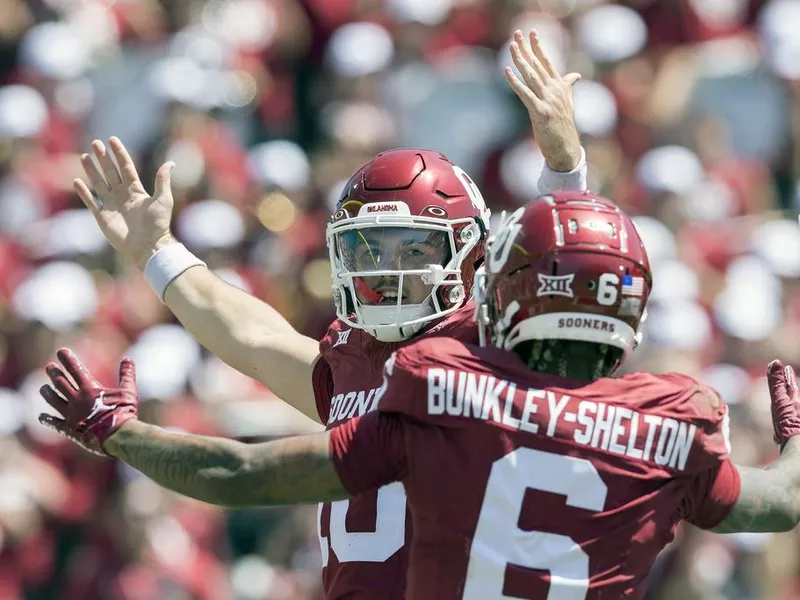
[452,165,489,218]
[487,207,525,273]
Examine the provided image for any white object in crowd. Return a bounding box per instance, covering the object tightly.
[572,80,618,137]
[758,0,800,79]
[12,262,98,331]
[388,0,453,25]
[0,177,45,233]
[649,260,699,304]
[23,209,108,258]
[326,23,395,78]
[645,300,712,350]
[636,145,705,197]
[714,258,782,340]
[577,4,648,64]
[176,199,246,252]
[0,85,48,139]
[699,363,751,406]
[750,218,800,278]
[499,139,546,201]
[126,325,203,401]
[19,22,91,80]
[630,216,678,264]
[248,140,311,191]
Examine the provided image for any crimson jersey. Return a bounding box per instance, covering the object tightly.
[311,304,478,599]
[329,337,741,600]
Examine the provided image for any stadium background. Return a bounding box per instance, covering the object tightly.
[0,0,799,598]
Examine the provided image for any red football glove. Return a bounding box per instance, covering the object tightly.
[767,359,800,449]
[38,348,139,457]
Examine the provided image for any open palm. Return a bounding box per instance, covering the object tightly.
[505,29,582,172]
[74,137,177,268]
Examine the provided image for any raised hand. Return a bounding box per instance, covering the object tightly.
[767,359,800,450]
[505,29,582,172]
[39,349,140,457]
[74,137,177,268]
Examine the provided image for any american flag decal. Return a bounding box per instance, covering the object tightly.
[621,275,644,296]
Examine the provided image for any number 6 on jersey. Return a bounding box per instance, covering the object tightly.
[462,448,608,600]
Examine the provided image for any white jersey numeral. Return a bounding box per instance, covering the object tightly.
[318,481,406,565]
[463,448,608,599]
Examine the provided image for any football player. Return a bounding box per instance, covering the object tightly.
[42,191,800,599]
[69,30,586,598]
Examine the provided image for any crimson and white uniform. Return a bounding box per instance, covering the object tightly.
[330,337,740,599]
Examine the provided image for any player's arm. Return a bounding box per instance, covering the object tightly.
[713,442,800,533]
[105,421,347,507]
[73,137,322,422]
[160,262,321,421]
[104,410,405,507]
[504,29,588,192]
[38,349,404,507]
[713,361,800,533]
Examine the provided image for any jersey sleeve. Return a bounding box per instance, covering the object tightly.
[312,355,334,424]
[373,345,433,422]
[679,388,741,529]
[329,411,409,496]
[683,459,742,529]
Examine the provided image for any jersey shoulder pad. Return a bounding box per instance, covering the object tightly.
[375,337,480,423]
[652,372,727,420]
[619,371,732,470]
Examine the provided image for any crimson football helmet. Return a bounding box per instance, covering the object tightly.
[475,190,652,369]
[327,148,491,342]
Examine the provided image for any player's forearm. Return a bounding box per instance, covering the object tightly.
[164,265,295,357]
[162,266,321,418]
[715,437,800,533]
[104,421,349,507]
[541,137,583,173]
[537,146,588,195]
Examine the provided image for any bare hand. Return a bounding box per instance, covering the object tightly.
[505,29,582,172]
[74,137,177,269]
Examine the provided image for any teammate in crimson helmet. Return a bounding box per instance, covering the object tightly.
[68,30,590,599]
[313,147,492,597]
[42,191,800,600]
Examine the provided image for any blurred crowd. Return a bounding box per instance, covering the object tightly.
[0,0,799,598]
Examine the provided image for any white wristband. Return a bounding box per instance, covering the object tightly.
[537,146,588,195]
[143,243,206,302]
